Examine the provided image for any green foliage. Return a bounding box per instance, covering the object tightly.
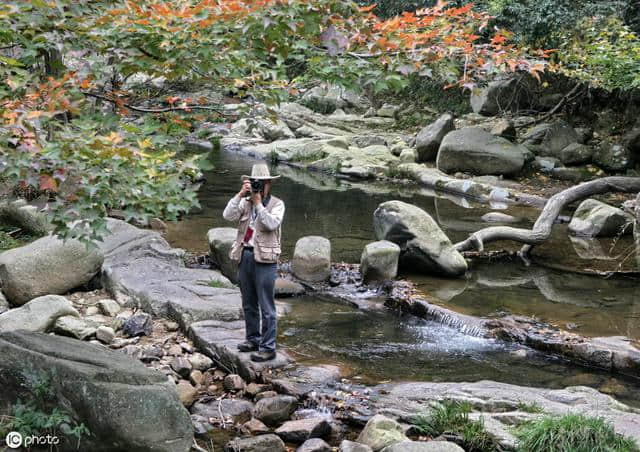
[554,16,640,91]
[411,400,499,452]
[484,0,628,47]
[207,280,230,288]
[1,110,204,245]
[0,225,36,251]
[0,1,212,245]
[357,0,640,93]
[356,0,635,45]
[0,371,91,448]
[515,413,639,452]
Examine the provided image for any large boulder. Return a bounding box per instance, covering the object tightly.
[0,235,103,305]
[415,114,454,162]
[594,142,633,172]
[523,121,579,158]
[559,142,593,165]
[357,414,407,452]
[0,330,193,452]
[436,128,526,176]
[360,241,400,283]
[0,199,49,236]
[0,295,79,333]
[373,201,467,277]
[568,199,633,238]
[207,227,238,284]
[470,78,528,116]
[292,236,331,282]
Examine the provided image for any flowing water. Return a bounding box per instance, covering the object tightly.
[168,149,640,403]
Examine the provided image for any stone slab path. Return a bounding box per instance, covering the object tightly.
[99,219,291,379]
[189,319,293,382]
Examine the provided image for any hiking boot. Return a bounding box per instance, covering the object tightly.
[250,350,276,362]
[237,341,258,352]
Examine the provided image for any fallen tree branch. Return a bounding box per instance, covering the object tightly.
[515,83,582,129]
[454,177,640,256]
[82,91,235,115]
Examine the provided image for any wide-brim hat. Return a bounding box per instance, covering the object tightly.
[242,163,281,180]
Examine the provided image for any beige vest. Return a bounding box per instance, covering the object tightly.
[229,196,283,264]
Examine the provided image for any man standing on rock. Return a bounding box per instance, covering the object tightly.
[223,163,285,362]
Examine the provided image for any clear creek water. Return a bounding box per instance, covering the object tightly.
[167,149,640,404]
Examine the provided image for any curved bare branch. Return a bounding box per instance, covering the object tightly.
[454,176,640,255]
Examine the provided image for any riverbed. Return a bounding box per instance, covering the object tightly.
[166,149,640,404]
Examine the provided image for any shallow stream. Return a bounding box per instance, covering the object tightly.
[167,149,640,404]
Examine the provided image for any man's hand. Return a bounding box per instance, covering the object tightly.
[250,190,262,205]
[238,180,251,198]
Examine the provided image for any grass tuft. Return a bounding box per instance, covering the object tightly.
[207,280,230,288]
[515,413,639,452]
[411,400,500,452]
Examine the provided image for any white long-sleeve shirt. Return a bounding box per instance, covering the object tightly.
[223,195,285,246]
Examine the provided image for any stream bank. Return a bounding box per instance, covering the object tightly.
[1,211,639,451]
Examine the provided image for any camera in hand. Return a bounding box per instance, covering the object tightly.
[250,179,264,193]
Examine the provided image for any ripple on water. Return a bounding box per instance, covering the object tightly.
[280,296,640,407]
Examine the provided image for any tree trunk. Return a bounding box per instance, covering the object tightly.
[454,177,640,255]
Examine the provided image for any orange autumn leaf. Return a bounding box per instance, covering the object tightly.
[39,175,58,192]
[359,4,377,13]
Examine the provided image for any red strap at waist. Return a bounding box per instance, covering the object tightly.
[242,226,254,244]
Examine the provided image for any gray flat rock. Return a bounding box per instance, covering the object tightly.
[99,219,242,329]
[373,380,640,448]
[189,319,293,382]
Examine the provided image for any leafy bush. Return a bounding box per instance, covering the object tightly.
[411,400,500,452]
[0,371,91,449]
[554,16,640,91]
[357,0,637,47]
[515,413,639,452]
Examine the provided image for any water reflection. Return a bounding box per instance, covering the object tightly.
[412,260,640,339]
[167,149,640,340]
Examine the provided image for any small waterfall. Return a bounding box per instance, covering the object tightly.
[391,297,488,338]
[304,391,334,420]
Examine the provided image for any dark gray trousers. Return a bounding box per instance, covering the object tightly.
[238,248,277,352]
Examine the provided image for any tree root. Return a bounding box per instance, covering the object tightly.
[454,177,640,256]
